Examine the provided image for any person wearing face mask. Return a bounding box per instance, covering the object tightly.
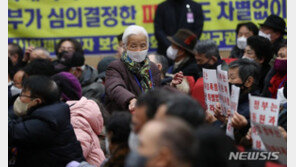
[54,38,83,57]
[8,70,24,107]
[125,117,197,167]
[212,59,260,144]
[242,35,272,93]
[166,29,200,80]
[105,25,161,113]
[230,22,259,58]
[102,112,131,167]
[9,75,85,166]
[261,41,287,98]
[191,40,229,110]
[258,15,286,58]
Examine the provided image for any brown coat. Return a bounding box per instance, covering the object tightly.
[105,59,161,112]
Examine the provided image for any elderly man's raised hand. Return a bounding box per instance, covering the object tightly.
[128,98,137,113]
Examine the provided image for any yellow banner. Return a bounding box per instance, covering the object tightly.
[8,0,287,55]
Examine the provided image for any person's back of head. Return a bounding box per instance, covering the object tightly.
[106,112,131,145]
[247,35,272,66]
[158,117,197,167]
[23,58,55,77]
[126,117,196,167]
[165,94,205,128]
[30,47,51,62]
[136,88,172,120]
[229,59,261,91]
[194,125,241,167]
[148,53,169,76]
[22,75,60,106]
[97,56,117,80]
[51,72,82,102]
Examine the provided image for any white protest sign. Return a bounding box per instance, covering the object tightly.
[252,122,287,165]
[216,65,230,116]
[202,68,219,115]
[249,94,280,151]
[226,85,240,140]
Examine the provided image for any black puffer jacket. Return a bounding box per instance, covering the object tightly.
[9,102,85,167]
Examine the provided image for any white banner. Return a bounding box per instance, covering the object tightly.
[249,94,280,151]
[226,85,240,140]
[202,68,219,115]
[252,122,287,165]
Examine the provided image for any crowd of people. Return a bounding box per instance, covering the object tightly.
[8,1,287,166]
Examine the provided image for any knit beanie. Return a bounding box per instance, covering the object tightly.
[52,72,82,101]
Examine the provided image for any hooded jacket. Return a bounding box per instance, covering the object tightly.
[67,97,106,167]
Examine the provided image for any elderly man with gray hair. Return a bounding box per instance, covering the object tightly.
[105,25,161,113]
[191,39,228,110]
[23,46,51,63]
[194,39,228,72]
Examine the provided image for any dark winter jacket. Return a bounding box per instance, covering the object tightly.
[9,102,85,167]
[105,59,161,112]
[154,0,204,55]
[167,56,200,81]
[230,45,244,59]
[79,65,105,102]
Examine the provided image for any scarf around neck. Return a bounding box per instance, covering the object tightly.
[121,52,153,92]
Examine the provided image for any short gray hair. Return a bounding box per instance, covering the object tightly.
[33,47,50,57]
[149,53,168,75]
[194,40,220,59]
[122,25,149,47]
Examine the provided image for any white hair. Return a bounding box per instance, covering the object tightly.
[122,25,149,47]
[33,47,50,57]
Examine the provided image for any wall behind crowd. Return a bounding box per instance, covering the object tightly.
[8,0,287,66]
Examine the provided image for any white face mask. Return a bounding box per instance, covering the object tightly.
[13,96,30,117]
[242,55,255,61]
[166,46,179,60]
[259,31,271,41]
[127,49,148,63]
[237,36,247,49]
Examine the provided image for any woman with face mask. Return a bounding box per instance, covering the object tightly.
[242,36,273,94]
[230,22,259,59]
[266,41,287,98]
[105,25,161,113]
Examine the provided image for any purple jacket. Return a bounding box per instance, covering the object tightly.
[105,59,161,112]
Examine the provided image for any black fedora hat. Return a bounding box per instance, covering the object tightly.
[259,15,287,34]
[167,29,197,55]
